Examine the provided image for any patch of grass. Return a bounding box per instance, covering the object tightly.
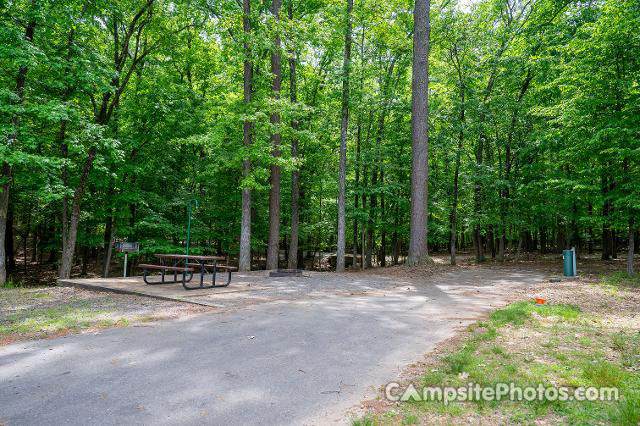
[600,272,640,289]
[401,414,419,425]
[31,292,52,299]
[612,334,626,351]
[491,345,506,356]
[582,361,626,388]
[366,294,638,425]
[351,416,376,426]
[1,279,23,289]
[443,344,476,374]
[617,332,640,369]
[598,272,640,295]
[610,392,640,426]
[488,301,580,326]
[0,306,120,338]
[489,302,531,326]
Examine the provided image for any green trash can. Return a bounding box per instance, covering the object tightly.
[563,249,575,277]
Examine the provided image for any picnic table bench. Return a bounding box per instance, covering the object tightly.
[139,254,237,290]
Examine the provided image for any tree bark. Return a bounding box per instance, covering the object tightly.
[287,0,300,270]
[407,0,431,266]
[627,219,634,275]
[103,220,116,277]
[380,169,386,267]
[352,25,367,270]
[266,0,283,270]
[239,0,253,272]
[392,199,399,265]
[601,173,611,260]
[352,111,361,269]
[336,0,353,272]
[3,192,15,276]
[359,110,373,269]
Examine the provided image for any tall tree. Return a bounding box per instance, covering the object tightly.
[448,41,466,266]
[287,0,300,270]
[266,0,283,270]
[336,0,353,272]
[407,0,430,266]
[239,0,253,272]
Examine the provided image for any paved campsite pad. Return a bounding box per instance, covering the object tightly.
[2,267,546,425]
[58,273,274,308]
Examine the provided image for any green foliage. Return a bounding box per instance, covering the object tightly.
[2,0,638,278]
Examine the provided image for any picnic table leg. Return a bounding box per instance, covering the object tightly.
[199,260,204,288]
[212,260,217,286]
[173,259,178,282]
[217,268,232,287]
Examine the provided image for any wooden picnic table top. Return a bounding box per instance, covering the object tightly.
[154,254,226,261]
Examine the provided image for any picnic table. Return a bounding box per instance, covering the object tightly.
[138,254,237,290]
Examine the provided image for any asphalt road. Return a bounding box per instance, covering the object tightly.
[0,267,543,425]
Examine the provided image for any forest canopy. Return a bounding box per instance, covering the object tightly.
[1,0,638,283]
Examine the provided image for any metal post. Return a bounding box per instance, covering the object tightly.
[185,199,199,258]
[186,203,191,257]
[124,252,128,278]
[572,247,577,277]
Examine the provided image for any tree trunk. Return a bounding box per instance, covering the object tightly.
[628,219,635,275]
[352,24,367,270]
[266,0,283,270]
[0,164,10,285]
[601,173,611,260]
[588,202,594,254]
[407,0,431,266]
[380,170,386,267]
[392,198,399,265]
[22,207,31,273]
[287,1,300,270]
[488,225,496,259]
[4,198,15,273]
[32,224,38,263]
[450,64,464,265]
[352,114,361,270]
[361,158,368,270]
[103,222,116,277]
[101,184,114,275]
[60,147,97,279]
[336,0,352,272]
[239,0,253,272]
[287,65,300,269]
[367,59,396,269]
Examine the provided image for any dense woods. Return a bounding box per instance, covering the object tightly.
[1,0,638,284]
